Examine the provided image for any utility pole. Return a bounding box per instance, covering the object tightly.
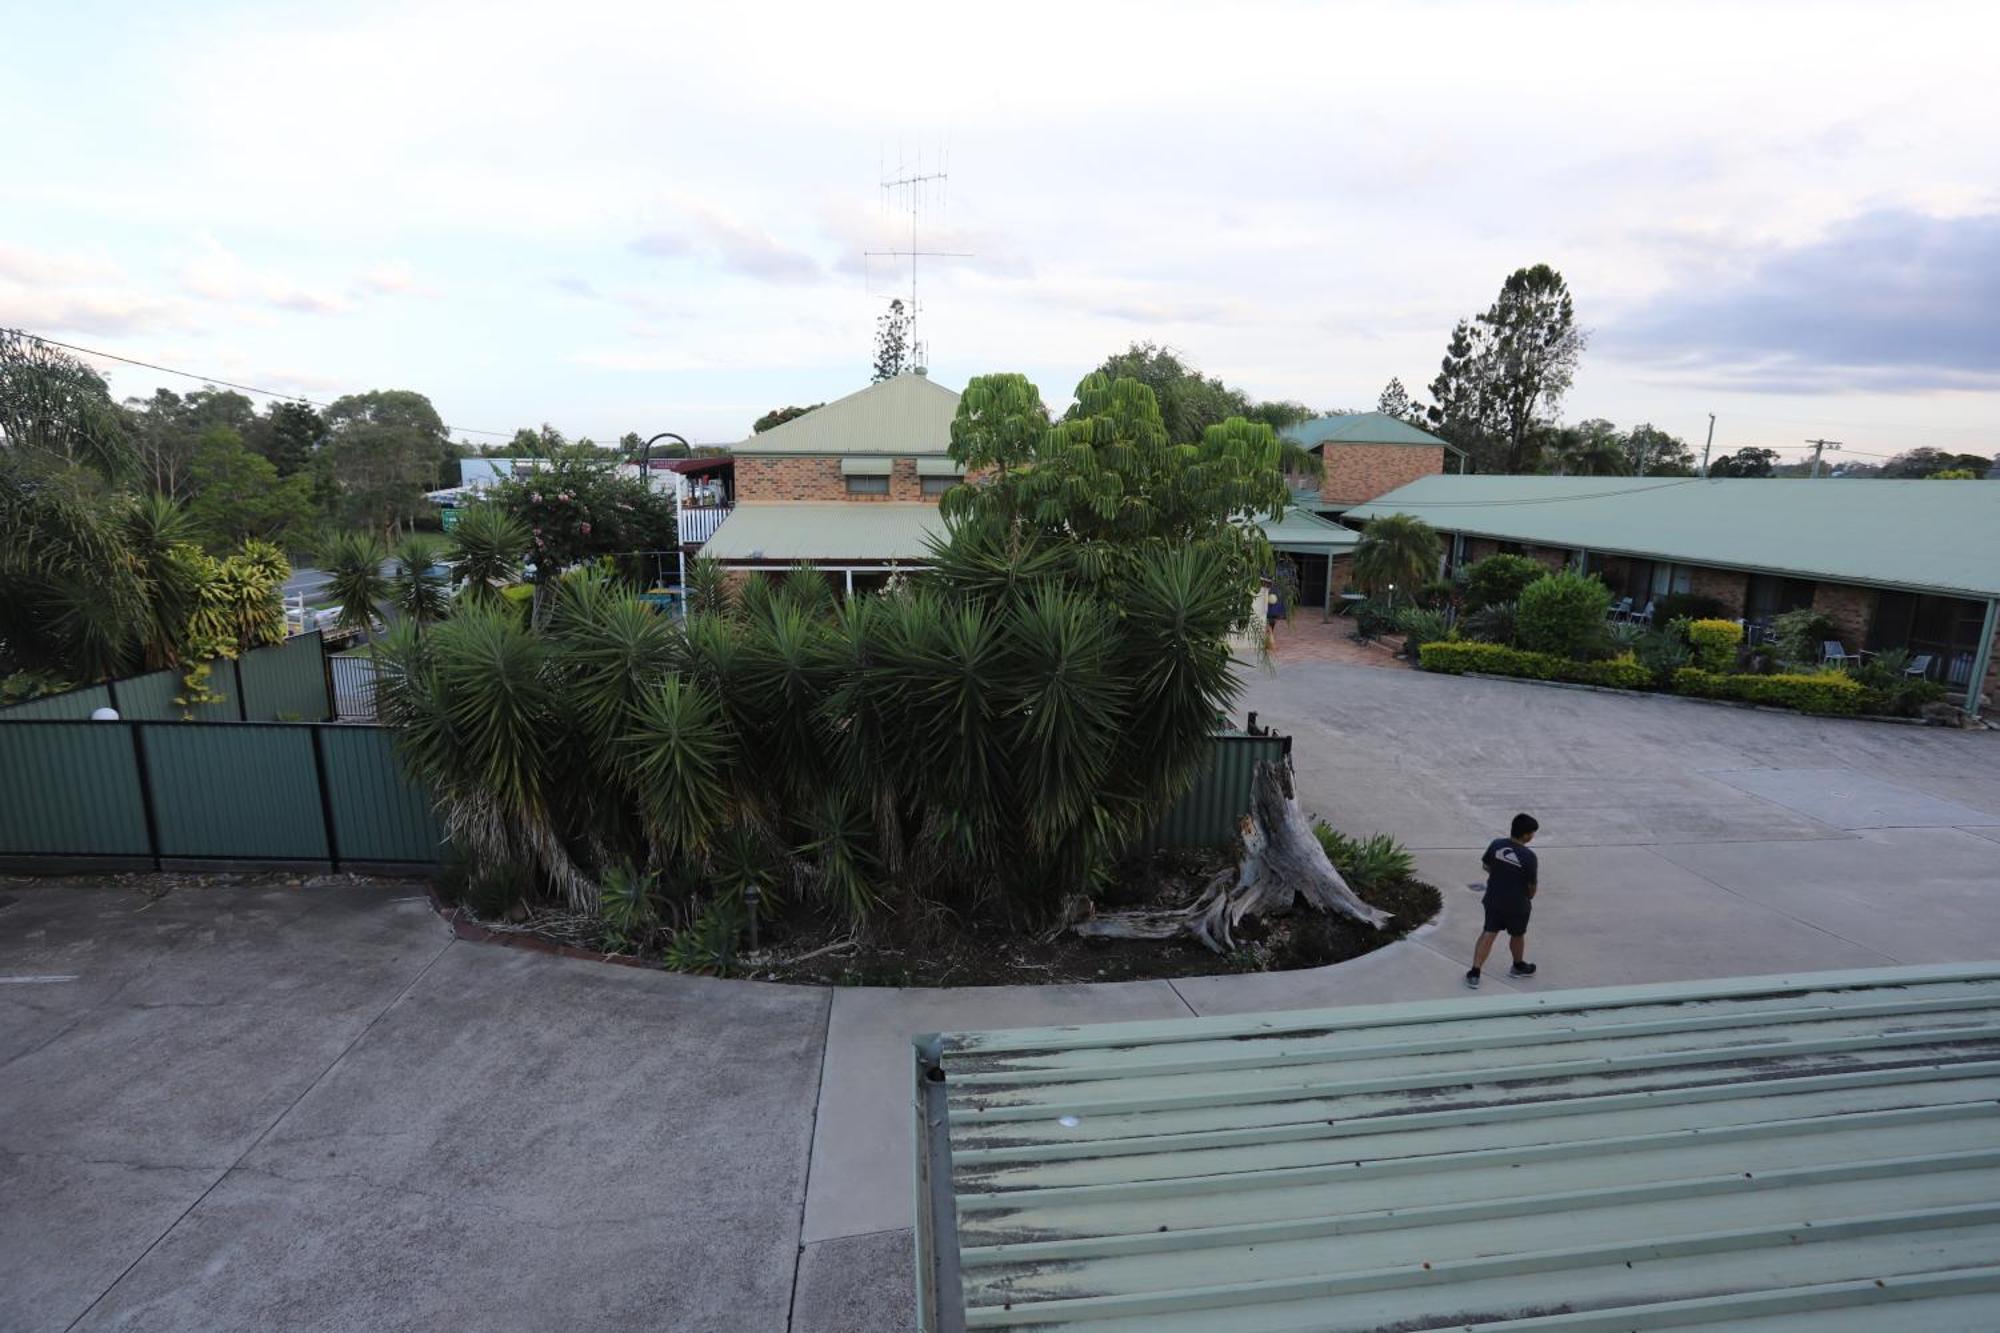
[1699,413,1716,477]
[1805,437,1843,479]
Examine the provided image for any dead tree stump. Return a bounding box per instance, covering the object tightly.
[1075,758,1390,953]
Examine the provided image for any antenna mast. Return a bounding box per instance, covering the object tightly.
[866,149,971,369]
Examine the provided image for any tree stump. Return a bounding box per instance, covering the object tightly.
[1075,758,1390,953]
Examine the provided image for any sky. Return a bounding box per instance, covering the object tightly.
[3,0,1997,467]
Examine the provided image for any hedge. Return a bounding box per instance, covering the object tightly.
[1419,640,1653,690]
[1685,618,1743,672]
[1671,667,1864,715]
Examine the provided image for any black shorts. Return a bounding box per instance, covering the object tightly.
[1483,896,1531,936]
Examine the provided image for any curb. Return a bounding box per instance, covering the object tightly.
[425,885,652,969]
[1454,672,1987,729]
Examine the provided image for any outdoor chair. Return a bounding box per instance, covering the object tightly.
[1608,597,1632,621]
[1904,654,1935,680]
[1629,600,1655,627]
[1822,641,1858,667]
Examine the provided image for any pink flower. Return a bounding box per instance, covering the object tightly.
[579,522,592,535]
[531,492,542,503]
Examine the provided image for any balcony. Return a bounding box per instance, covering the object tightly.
[678,502,734,547]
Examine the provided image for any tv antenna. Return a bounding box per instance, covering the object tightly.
[866,148,971,367]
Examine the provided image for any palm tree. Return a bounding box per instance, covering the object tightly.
[1351,513,1441,601]
[321,529,389,645]
[1549,423,1629,477]
[445,503,527,608]
[392,534,452,629]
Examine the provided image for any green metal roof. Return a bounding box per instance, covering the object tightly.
[733,372,959,456]
[1282,412,1452,450]
[914,962,2000,1331]
[702,502,944,563]
[1346,475,2000,600]
[1258,506,1360,554]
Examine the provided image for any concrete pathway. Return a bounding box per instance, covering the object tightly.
[3,660,1997,1331]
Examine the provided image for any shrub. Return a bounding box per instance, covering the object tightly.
[1653,592,1725,625]
[1671,667,1863,714]
[1685,618,1743,672]
[1419,640,1652,690]
[1311,824,1415,892]
[1416,579,1457,611]
[1516,571,1613,658]
[1462,554,1545,610]
[498,581,535,624]
[1769,608,1838,665]
[1460,599,1518,646]
[1394,607,1452,658]
[1850,649,1949,717]
[1634,630,1693,683]
[1604,620,1645,649]
[1351,598,1399,641]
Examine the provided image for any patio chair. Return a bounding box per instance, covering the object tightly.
[1629,600,1655,627]
[1607,596,1632,622]
[1904,654,1935,680]
[1821,641,1858,667]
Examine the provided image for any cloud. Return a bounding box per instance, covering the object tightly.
[0,243,192,335]
[1604,210,2000,392]
[352,260,435,298]
[631,209,822,285]
[180,235,351,314]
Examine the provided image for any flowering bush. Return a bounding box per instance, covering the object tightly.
[492,455,675,577]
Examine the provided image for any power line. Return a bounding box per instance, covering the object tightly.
[11,329,517,439]
[1357,479,1707,508]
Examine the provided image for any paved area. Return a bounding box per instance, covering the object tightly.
[1266,612,1406,667]
[3,659,1997,1331]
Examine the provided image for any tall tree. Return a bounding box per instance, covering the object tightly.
[1425,265,1586,474]
[1547,419,1628,476]
[1071,342,1307,446]
[1624,423,1695,477]
[753,403,823,433]
[1708,447,1779,478]
[257,400,324,477]
[0,329,130,479]
[1878,447,1996,479]
[871,298,911,381]
[324,389,449,536]
[1376,378,1415,422]
[184,426,317,549]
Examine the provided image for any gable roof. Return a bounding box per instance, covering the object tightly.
[1259,505,1360,554]
[1282,411,1453,450]
[733,373,960,456]
[1346,475,2000,599]
[914,962,2000,1331]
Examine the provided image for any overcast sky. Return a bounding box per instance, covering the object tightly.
[4,0,1997,464]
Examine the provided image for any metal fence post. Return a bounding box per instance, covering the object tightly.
[232,656,249,721]
[128,723,164,871]
[309,725,342,869]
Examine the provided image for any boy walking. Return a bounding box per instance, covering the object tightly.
[1466,813,1539,989]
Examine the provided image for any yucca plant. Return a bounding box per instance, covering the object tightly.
[445,503,528,609]
[320,528,390,644]
[391,535,452,629]
[684,555,731,618]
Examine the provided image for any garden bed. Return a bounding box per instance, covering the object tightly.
[437,848,1442,988]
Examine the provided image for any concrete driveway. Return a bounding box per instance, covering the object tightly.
[3,661,1997,1332]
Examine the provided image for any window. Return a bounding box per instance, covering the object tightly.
[921,474,958,497]
[844,474,890,496]
[1745,574,1814,620]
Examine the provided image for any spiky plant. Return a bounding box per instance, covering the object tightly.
[391,535,452,629]
[320,529,389,644]
[684,555,730,618]
[445,503,527,609]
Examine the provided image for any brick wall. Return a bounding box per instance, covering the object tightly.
[1811,581,1874,647]
[1688,566,1748,616]
[1327,555,1353,595]
[1320,444,1445,505]
[735,456,931,503]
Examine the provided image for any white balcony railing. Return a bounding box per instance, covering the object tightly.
[678,503,733,547]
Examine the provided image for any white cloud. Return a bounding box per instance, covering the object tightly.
[0,243,193,336]
[180,235,351,315]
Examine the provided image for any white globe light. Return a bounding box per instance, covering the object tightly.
[90,706,121,721]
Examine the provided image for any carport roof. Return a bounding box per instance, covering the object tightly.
[701,502,944,564]
[1346,475,2000,599]
[1258,506,1359,554]
[914,962,2000,1331]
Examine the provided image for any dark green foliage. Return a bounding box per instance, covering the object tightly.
[1419,640,1653,690]
[1394,608,1452,657]
[1460,599,1518,646]
[1769,608,1839,665]
[753,404,823,433]
[1634,630,1693,682]
[1652,591,1725,625]
[1415,579,1456,610]
[1351,514,1441,597]
[1462,554,1544,609]
[1310,824,1415,893]
[663,897,743,975]
[1350,598,1399,641]
[1849,649,1949,717]
[1516,571,1612,658]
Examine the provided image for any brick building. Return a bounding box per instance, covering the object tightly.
[701,372,963,593]
[1346,475,2000,716]
[1282,412,1466,512]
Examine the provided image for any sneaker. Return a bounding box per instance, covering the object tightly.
[1509,962,1537,978]
[1464,968,1481,989]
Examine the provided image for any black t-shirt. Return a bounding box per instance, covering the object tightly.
[1483,838,1538,901]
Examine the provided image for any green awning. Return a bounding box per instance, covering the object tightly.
[915,457,965,477]
[839,456,894,476]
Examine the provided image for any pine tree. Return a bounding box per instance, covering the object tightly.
[871,299,911,381]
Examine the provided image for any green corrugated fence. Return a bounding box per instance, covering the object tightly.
[0,719,1274,868]
[0,633,334,723]
[1141,730,1292,851]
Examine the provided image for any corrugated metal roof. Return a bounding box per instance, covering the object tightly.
[702,502,945,563]
[1283,412,1453,450]
[1260,506,1360,554]
[1346,475,2000,600]
[914,963,2000,1331]
[734,373,960,456]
